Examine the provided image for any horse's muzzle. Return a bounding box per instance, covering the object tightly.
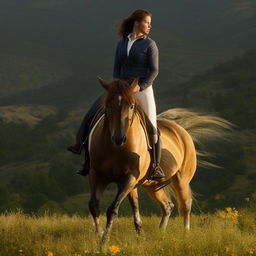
[111,134,127,146]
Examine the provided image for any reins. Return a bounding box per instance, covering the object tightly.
[129,103,137,127]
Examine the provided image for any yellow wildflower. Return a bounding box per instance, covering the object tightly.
[226,207,232,213]
[216,207,240,223]
[224,246,232,253]
[170,237,177,242]
[109,245,121,254]
[47,251,54,256]
[246,248,256,255]
[18,249,23,253]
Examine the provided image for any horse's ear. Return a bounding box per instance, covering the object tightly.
[131,77,140,93]
[97,76,109,90]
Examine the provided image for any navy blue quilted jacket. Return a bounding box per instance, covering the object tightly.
[113,34,159,91]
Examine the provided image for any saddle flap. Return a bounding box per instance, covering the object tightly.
[136,105,161,150]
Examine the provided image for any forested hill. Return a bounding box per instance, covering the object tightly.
[0,48,255,215]
[163,49,256,131]
[174,48,256,211]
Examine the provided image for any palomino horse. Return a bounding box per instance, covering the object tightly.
[87,77,233,245]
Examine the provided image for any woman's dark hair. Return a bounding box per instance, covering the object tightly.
[115,9,152,39]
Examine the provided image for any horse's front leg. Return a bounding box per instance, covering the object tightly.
[88,172,108,237]
[128,188,142,234]
[101,175,137,246]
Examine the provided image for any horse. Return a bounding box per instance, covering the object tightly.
[87,77,234,246]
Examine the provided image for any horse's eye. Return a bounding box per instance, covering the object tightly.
[130,105,134,109]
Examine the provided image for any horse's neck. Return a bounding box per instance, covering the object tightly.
[126,113,143,144]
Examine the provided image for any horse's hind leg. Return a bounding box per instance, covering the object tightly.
[144,186,174,229]
[128,188,142,234]
[171,173,192,231]
[88,176,108,236]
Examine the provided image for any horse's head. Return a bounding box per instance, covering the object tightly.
[98,76,140,146]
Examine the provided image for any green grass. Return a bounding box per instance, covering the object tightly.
[0,201,255,256]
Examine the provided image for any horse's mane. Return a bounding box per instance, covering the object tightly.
[100,78,138,108]
[97,78,155,133]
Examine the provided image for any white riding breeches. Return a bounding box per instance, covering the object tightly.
[134,85,157,133]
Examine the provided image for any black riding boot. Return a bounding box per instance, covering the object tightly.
[66,142,84,155]
[150,132,165,180]
[66,92,106,155]
[76,139,90,176]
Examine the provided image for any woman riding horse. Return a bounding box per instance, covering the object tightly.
[67,9,165,179]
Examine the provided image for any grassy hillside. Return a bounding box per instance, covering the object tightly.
[0,200,255,256]
[0,105,57,127]
[0,53,74,97]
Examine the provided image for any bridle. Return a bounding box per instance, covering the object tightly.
[104,102,137,127]
[129,103,137,127]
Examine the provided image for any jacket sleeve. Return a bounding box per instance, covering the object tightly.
[113,41,121,79]
[138,40,159,91]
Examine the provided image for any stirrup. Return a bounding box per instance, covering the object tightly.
[76,165,89,176]
[76,153,90,176]
[150,164,165,180]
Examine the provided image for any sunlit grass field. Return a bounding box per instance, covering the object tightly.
[1,201,255,256]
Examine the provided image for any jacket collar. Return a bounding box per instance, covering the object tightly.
[127,33,148,41]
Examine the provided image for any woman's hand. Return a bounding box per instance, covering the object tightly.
[133,84,141,93]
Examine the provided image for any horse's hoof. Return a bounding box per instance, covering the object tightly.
[96,229,104,238]
[100,233,110,246]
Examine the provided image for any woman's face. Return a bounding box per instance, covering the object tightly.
[135,15,152,34]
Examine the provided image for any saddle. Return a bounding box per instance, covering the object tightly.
[135,104,161,150]
[87,104,160,151]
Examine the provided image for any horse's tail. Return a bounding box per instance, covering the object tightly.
[157,107,236,169]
